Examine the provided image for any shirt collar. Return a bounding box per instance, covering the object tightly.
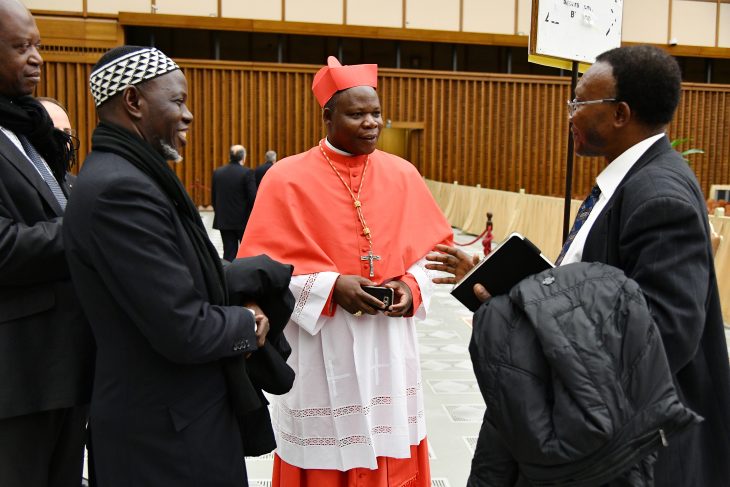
[325,137,353,156]
[595,132,665,200]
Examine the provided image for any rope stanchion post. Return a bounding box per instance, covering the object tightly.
[453,211,493,252]
[482,212,493,257]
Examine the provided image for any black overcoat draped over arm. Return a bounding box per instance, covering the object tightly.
[224,255,296,456]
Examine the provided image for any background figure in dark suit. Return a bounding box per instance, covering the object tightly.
[0,2,94,486]
[254,149,276,188]
[212,144,256,261]
[428,45,730,486]
[63,45,270,486]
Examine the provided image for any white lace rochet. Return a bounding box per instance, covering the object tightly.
[270,257,438,471]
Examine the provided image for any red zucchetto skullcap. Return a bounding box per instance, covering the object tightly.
[312,56,378,107]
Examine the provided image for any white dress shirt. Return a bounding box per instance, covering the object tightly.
[559,132,665,265]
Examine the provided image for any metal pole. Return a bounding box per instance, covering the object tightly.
[562,61,580,242]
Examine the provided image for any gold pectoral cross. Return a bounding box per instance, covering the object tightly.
[361,250,381,278]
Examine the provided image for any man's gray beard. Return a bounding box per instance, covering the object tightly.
[160,141,182,163]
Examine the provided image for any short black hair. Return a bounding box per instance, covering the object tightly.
[323,90,342,112]
[596,45,681,128]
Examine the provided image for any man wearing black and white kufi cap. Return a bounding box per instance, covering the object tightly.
[63,45,277,486]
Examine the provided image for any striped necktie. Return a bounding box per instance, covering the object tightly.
[18,135,67,210]
[555,185,601,265]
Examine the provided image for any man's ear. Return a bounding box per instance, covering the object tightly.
[322,107,333,127]
[613,101,631,128]
[121,86,143,120]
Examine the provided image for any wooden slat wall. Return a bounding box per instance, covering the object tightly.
[35,56,730,206]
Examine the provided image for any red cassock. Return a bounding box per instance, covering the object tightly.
[238,141,452,486]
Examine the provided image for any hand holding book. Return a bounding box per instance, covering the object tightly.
[428,233,554,312]
[425,245,492,302]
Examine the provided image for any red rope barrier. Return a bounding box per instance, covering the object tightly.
[454,227,489,246]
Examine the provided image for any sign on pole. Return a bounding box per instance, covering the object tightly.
[528,0,624,241]
[530,0,624,64]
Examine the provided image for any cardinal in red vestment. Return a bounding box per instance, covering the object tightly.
[238,56,453,487]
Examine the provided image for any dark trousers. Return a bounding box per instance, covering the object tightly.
[221,229,244,262]
[0,406,88,487]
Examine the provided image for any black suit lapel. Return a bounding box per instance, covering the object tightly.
[0,130,64,216]
[594,135,672,217]
[584,135,672,263]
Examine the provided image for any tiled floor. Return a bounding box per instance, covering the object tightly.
[201,212,486,486]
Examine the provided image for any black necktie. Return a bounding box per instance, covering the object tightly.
[556,185,601,265]
[18,135,67,210]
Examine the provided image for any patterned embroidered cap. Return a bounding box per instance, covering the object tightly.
[89,46,180,107]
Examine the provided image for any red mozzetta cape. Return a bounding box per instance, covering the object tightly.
[238,141,453,283]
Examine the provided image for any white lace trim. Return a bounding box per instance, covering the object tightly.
[292,272,318,324]
[280,382,421,419]
[276,383,424,450]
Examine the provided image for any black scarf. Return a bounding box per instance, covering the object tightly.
[92,122,227,306]
[0,94,73,183]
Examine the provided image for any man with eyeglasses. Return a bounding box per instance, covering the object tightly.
[429,45,730,486]
[0,1,94,486]
[562,45,730,486]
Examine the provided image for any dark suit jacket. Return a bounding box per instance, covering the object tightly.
[0,130,93,420]
[63,150,259,487]
[212,162,256,231]
[582,135,730,486]
[254,161,273,188]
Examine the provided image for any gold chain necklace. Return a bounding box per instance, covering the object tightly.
[318,141,380,277]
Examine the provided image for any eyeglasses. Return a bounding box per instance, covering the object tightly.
[566,98,618,116]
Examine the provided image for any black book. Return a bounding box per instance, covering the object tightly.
[450,232,554,311]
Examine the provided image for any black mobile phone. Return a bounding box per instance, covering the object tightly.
[361,285,394,309]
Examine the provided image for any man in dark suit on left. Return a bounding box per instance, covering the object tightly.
[212,144,256,261]
[0,1,94,486]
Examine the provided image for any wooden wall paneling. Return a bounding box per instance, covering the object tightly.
[542,83,554,194]
[710,93,730,193]
[470,79,478,186]
[709,89,723,193]
[501,81,512,189]
[474,80,483,186]
[526,82,537,193]
[483,80,492,188]
[438,78,447,182]
[454,78,463,185]
[549,85,564,196]
[696,89,709,191]
[426,77,435,180]
[32,56,730,206]
[516,81,525,191]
